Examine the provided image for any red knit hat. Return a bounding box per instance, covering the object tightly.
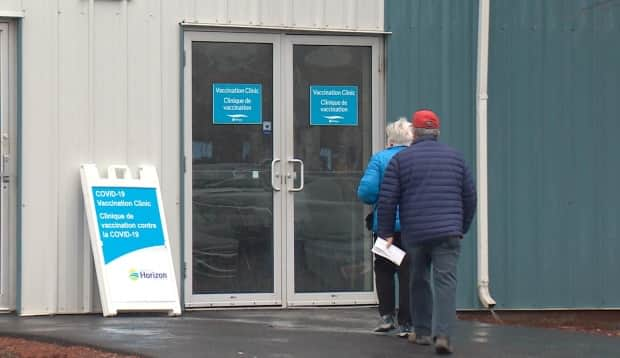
[412,109,440,129]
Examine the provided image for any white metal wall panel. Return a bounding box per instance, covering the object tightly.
[20,0,60,315]
[159,0,181,284]
[191,0,384,31]
[93,1,127,165]
[323,1,348,29]
[356,0,384,31]
[259,0,285,27]
[56,0,92,314]
[18,0,185,315]
[290,0,315,28]
[227,0,259,26]
[0,0,21,14]
[126,0,161,168]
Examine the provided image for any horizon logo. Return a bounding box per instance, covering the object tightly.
[129,268,140,281]
[128,268,168,281]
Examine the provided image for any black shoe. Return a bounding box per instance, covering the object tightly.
[434,336,453,355]
[373,314,395,332]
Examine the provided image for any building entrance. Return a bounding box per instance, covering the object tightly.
[184,31,382,307]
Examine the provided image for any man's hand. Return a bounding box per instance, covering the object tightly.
[385,237,394,248]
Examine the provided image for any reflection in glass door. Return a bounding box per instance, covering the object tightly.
[285,37,380,305]
[185,33,282,307]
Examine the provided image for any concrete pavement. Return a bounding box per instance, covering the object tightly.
[1,307,619,357]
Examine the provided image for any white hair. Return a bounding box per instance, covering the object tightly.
[386,117,413,146]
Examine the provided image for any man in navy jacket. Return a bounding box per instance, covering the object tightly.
[377,109,476,355]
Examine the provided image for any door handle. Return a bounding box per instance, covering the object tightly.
[0,133,7,183]
[271,158,281,191]
[287,158,304,192]
[0,154,7,183]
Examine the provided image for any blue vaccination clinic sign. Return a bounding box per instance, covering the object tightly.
[310,85,358,126]
[92,187,165,264]
[213,83,262,125]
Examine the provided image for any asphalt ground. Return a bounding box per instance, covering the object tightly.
[1,307,619,357]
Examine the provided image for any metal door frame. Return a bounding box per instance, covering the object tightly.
[0,21,16,311]
[183,31,384,308]
[183,31,284,307]
[282,35,383,306]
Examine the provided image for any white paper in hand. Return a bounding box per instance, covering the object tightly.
[371,237,406,266]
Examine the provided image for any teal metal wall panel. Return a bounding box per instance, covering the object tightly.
[488,0,620,308]
[385,0,480,309]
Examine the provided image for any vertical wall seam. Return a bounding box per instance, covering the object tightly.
[158,0,163,175]
[55,0,61,314]
[86,0,95,312]
[15,18,22,315]
[123,0,129,164]
[193,0,196,22]
[147,0,153,163]
[225,0,230,24]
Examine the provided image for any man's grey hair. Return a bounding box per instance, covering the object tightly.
[414,127,440,139]
[386,117,413,146]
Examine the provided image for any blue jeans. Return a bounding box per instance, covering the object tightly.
[406,236,461,338]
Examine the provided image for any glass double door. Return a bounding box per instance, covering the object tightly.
[184,32,380,307]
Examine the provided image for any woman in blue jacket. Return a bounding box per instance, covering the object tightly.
[357,118,412,337]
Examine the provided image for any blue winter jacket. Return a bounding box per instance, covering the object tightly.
[357,145,406,232]
[377,136,477,245]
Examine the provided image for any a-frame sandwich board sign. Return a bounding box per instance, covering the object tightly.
[80,164,181,317]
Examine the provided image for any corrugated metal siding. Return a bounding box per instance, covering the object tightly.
[488,0,620,308]
[18,0,183,315]
[385,0,480,309]
[0,0,20,14]
[184,0,384,32]
[9,0,385,314]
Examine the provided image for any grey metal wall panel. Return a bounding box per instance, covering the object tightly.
[488,0,620,308]
[385,0,480,309]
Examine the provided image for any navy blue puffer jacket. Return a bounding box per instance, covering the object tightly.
[377,136,477,245]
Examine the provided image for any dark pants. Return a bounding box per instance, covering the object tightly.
[407,236,461,338]
[374,233,411,325]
